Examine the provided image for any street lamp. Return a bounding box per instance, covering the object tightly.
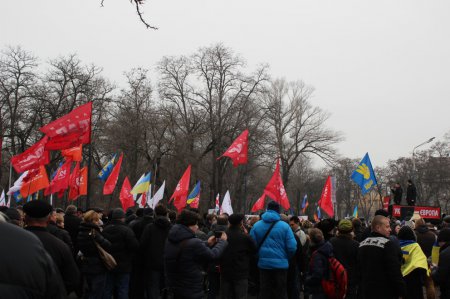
[412,137,435,179]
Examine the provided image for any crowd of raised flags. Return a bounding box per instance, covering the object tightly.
[2,102,382,219]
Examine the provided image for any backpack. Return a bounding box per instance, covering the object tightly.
[312,252,348,299]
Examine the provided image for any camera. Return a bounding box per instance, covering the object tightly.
[214,231,223,239]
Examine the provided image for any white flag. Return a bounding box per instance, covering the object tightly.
[150,181,165,209]
[0,190,6,206]
[220,190,233,215]
[7,171,29,195]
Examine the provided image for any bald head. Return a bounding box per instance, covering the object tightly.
[371,215,391,237]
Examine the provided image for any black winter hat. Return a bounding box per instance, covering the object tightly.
[23,200,52,218]
[438,228,450,243]
[398,226,416,241]
[375,209,390,217]
[228,214,245,226]
[5,208,21,221]
[267,201,280,213]
[111,208,126,220]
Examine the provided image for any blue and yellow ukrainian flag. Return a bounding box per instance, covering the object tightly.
[187,181,201,204]
[131,172,151,195]
[352,205,358,218]
[350,153,378,195]
[98,154,117,181]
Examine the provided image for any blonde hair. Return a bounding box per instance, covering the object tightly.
[83,210,100,223]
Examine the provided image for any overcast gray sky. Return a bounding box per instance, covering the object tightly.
[2,0,449,167]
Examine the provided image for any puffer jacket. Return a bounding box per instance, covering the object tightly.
[164,224,228,299]
[249,210,297,269]
[77,222,112,274]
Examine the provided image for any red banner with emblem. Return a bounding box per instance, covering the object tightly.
[391,205,441,219]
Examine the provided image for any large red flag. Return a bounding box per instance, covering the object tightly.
[120,177,135,211]
[218,129,249,167]
[318,176,334,217]
[68,162,81,200]
[61,144,83,162]
[11,136,50,173]
[79,167,88,196]
[251,193,266,212]
[103,153,123,195]
[20,165,50,198]
[44,160,72,196]
[41,102,92,150]
[169,165,191,212]
[263,159,290,210]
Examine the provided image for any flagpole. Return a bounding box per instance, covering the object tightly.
[86,101,93,211]
[8,161,12,205]
[152,161,158,198]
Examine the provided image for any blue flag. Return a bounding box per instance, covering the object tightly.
[98,154,117,181]
[13,191,24,203]
[350,153,377,195]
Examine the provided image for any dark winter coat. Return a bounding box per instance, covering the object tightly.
[406,184,417,203]
[130,215,154,240]
[0,222,67,299]
[415,225,436,257]
[330,234,359,288]
[357,232,406,299]
[26,226,80,294]
[432,243,450,299]
[77,222,112,275]
[64,213,81,252]
[220,226,257,281]
[164,224,228,299]
[102,219,139,273]
[391,186,403,204]
[305,241,333,295]
[140,216,172,271]
[48,222,74,252]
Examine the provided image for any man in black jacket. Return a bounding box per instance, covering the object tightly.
[357,215,406,299]
[140,204,172,299]
[48,210,74,252]
[165,209,228,299]
[64,204,82,255]
[406,179,417,206]
[0,219,67,298]
[23,200,80,295]
[432,228,450,299]
[391,183,403,205]
[102,208,139,299]
[219,214,257,299]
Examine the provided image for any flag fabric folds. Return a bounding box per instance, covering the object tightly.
[169,165,191,212]
[79,167,88,196]
[149,181,165,209]
[218,129,249,167]
[131,172,151,195]
[11,136,50,173]
[215,193,220,213]
[351,153,378,195]
[45,160,71,196]
[301,194,309,214]
[20,166,50,198]
[220,190,233,215]
[187,181,200,208]
[103,153,123,195]
[98,154,117,181]
[40,102,92,150]
[0,190,6,206]
[120,177,135,211]
[7,171,29,195]
[68,162,81,200]
[263,159,290,210]
[251,194,266,212]
[318,176,334,217]
[61,144,83,162]
[353,205,358,218]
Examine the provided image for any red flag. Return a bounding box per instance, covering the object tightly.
[61,144,83,162]
[68,162,81,200]
[44,160,72,196]
[318,176,334,217]
[41,102,92,149]
[120,177,135,211]
[20,165,50,198]
[169,165,191,212]
[189,198,199,208]
[251,193,266,212]
[11,136,50,173]
[79,167,88,196]
[140,192,147,208]
[218,129,249,167]
[103,153,123,195]
[263,159,290,210]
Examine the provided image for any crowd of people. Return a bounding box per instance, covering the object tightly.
[0,200,449,299]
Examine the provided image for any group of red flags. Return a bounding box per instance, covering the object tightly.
[10,102,92,200]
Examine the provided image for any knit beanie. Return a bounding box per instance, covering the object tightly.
[398,226,416,241]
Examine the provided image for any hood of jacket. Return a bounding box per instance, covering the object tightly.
[261,210,281,223]
[316,241,333,257]
[416,225,429,234]
[167,223,195,243]
[154,216,171,229]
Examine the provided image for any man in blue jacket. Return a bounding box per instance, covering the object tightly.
[250,201,297,299]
